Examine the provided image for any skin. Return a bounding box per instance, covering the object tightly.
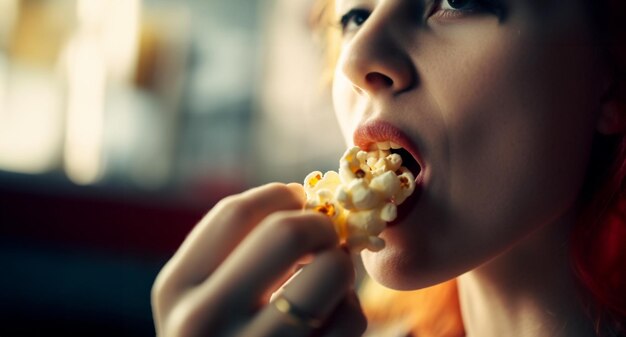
[152,0,624,336]
[152,183,366,336]
[333,0,609,288]
[332,0,619,336]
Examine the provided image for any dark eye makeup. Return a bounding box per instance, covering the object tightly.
[339,8,371,33]
[430,0,504,19]
[338,0,503,34]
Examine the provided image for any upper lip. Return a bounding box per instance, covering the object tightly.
[353,120,424,173]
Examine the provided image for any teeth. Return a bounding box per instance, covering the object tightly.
[375,141,402,150]
[375,141,391,150]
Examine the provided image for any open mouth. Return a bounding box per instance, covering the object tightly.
[371,141,423,182]
[390,147,422,182]
[369,141,424,226]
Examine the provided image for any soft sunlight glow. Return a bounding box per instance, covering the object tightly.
[63,34,106,185]
[102,0,140,83]
[0,2,63,173]
[0,0,19,48]
[0,66,63,174]
[63,0,141,185]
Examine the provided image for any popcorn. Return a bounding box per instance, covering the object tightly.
[303,146,416,252]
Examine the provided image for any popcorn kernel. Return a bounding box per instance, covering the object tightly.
[314,202,336,218]
[400,176,410,188]
[303,146,415,252]
[308,173,322,188]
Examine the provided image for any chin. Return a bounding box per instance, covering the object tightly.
[360,241,456,291]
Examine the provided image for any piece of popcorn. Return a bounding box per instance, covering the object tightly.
[303,146,416,252]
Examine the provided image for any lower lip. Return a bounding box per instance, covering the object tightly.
[387,176,424,227]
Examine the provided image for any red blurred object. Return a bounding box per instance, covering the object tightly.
[0,173,243,257]
[571,137,626,336]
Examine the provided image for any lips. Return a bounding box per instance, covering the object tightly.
[353,120,425,180]
[353,120,425,225]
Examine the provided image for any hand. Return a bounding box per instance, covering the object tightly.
[151,183,367,337]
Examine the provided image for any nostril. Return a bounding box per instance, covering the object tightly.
[365,72,394,89]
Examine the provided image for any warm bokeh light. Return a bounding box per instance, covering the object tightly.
[0,67,63,173]
[0,1,343,336]
[0,1,19,48]
[63,33,107,185]
[63,0,141,185]
[0,0,339,188]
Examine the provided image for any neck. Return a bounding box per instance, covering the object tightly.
[457,209,597,337]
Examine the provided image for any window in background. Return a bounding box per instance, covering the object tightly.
[252,0,344,184]
[0,0,70,175]
[0,0,341,196]
[0,2,346,335]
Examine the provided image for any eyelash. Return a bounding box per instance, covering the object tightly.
[431,0,496,19]
[338,0,498,33]
[339,8,370,33]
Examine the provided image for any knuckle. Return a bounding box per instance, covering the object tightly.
[213,183,301,220]
[265,213,311,250]
[249,183,303,208]
[260,182,293,195]
[151,273,166,307]
[210,194,253,225]
[151,264,176,312]
[304,212,337,240]
[263,212,337,250]
[164,298,219,337]
[213,193,238,210]
[214,194,247,215]
[164,304,197,337]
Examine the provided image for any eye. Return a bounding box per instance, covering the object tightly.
[339,8,370,34]
[430,0,500,19]
[442,0,477,10]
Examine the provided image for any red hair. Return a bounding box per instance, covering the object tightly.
[571,134,626,336]
[571,1,626,332]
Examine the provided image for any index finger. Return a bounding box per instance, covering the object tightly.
[240,248,356,336]
[159,183,306,289]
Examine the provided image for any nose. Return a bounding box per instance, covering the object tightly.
[338,11,416,96]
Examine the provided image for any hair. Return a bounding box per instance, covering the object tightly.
[572,134,626,337]
[309,0,626,336]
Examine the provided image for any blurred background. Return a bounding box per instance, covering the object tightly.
[0,0,345,335]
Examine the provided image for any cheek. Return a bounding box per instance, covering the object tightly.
[332,71,360,146]
[436,22,599,243]
[369,17,602,289]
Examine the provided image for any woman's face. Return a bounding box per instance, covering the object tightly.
[332,0,610,289]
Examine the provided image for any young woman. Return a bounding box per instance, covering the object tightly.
[151,0,626,336]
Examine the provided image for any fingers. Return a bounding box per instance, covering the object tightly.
[160,183,305,288]
[153,183,306,329]
[278,248,354,315]
[152,182,360,337]
[193,210,339,308]
[225,211,338,299]
[240,248,356,336]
